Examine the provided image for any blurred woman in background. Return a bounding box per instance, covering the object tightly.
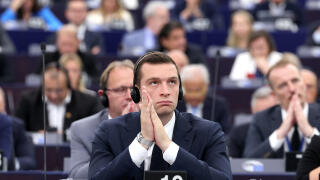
[86,0,134,31]
[0,0,62,31]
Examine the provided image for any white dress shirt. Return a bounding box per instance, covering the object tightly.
[46,92,71,133]
[129,113,180,170]
[229,51,282,80]
[186,103,204,118]
[269,104,320,151]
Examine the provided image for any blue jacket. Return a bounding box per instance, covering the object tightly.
[89,110,232,180]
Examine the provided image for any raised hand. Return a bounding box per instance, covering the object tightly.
[150,104,171,152]
[139,87,154,146]
[11,0,25,12]
[293,94,314,137]
[276,95,295,139]
[121,101,139,115]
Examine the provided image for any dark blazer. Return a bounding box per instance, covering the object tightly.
[89,110,232,180]
[15,88,104,133]
[11,116,36,170]
[244,104,320,158]
[43,50,98,77]
[296,135,320,180]
[253,1,303,26]
[0,114,12,159]
[227,123,250,158]
[177,95,232,133]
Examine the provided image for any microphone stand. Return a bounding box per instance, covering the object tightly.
[210,50,220,122]
[40,43,47,180]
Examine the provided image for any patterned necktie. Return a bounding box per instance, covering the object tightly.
[291,124,300,151]
[150,145,168,170]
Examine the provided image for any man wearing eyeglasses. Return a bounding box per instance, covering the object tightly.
[69,60,139,179]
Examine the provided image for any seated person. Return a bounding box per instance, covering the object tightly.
[0,114,12,163]
[158,21,205,64]
[305,21,320,46]
[86,0,134,31]
[120,1,170,56]
[59,53,95,96]
[177,64,232,133]
[225,10,253,56]
[0,23,16,54]
[69,60,138,179]
[15,63,103,141]
[88,52,232,180]
[252,0,303,31]
[46,0,104,55]
[301,69,318,104]
[228,86,277,158]
[167,49,189,72]
[0,0,62,31]
[173,0,223,31]
[44,24,98,78]
[0,88,36,170]
[229,30,282,80]
[296,135,320,180]
[244,60,320,158]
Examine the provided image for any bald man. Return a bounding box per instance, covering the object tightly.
[301,69,318,103]
[167,50,189,72]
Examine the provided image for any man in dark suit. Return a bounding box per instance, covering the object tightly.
[228,86,277,158]
[158,21,205,64]
[15,63,103,139]
[0,87,36,170]
[244,60,320,158]
[120,1,170,56]
[44,24,98,78]
[69,60,138,179]
[296,135,320,180]
[89,52,231,180]
[177,64,232,133]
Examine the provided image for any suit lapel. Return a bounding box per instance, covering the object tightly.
[308,104,320,128]
[271,106,282,134]
[172,111,193,153]
[121,113,141,148]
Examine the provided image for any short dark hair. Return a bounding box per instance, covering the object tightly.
[44,62,71,89]
[248,30,276,54]
[158,21,184,49]
[134,51,179,87]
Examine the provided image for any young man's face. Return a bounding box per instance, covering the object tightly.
[269,64,306,110]
[139,63,180,117]
[162,28,187,52]
[45,71,69,105]
[66,1,87,26]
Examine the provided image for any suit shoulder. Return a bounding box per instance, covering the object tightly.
[252,105,279,123]
[98,112,140,130]
[179,112,222,132]
[71,110,104,130]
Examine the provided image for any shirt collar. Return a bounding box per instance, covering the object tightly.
[164,112,176,140]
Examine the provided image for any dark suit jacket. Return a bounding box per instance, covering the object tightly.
[0,114,12,159]
[89,110,232,180]
[227,123,250,158]
[244,104,320,158]
[253,1,303,26]
[296,135,320,180]
[177,95,232,133]
[11,117,36,170]
[43,50,98,77]
[15,88,104,133]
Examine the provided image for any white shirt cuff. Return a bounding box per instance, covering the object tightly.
[269,130,285,151]
[306,128,320,144]
[129,139,148,168]
[163,142,179,165]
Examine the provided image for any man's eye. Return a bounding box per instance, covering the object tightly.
[169,80,176,85]
[151,81,158,86]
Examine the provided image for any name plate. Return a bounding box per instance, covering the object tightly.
[144,171,187,180]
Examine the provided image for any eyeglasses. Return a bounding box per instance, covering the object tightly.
[106,86,132,95]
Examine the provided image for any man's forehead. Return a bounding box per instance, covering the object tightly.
[140,63,178,79]
[270,64,300,83]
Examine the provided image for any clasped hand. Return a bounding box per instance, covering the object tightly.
[139,87,171,152]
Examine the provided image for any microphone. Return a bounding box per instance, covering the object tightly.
[210,49,220,122]
[41,43,47,180]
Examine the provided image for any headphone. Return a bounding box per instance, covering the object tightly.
[130,52,183,104]
[99,88,109,107]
